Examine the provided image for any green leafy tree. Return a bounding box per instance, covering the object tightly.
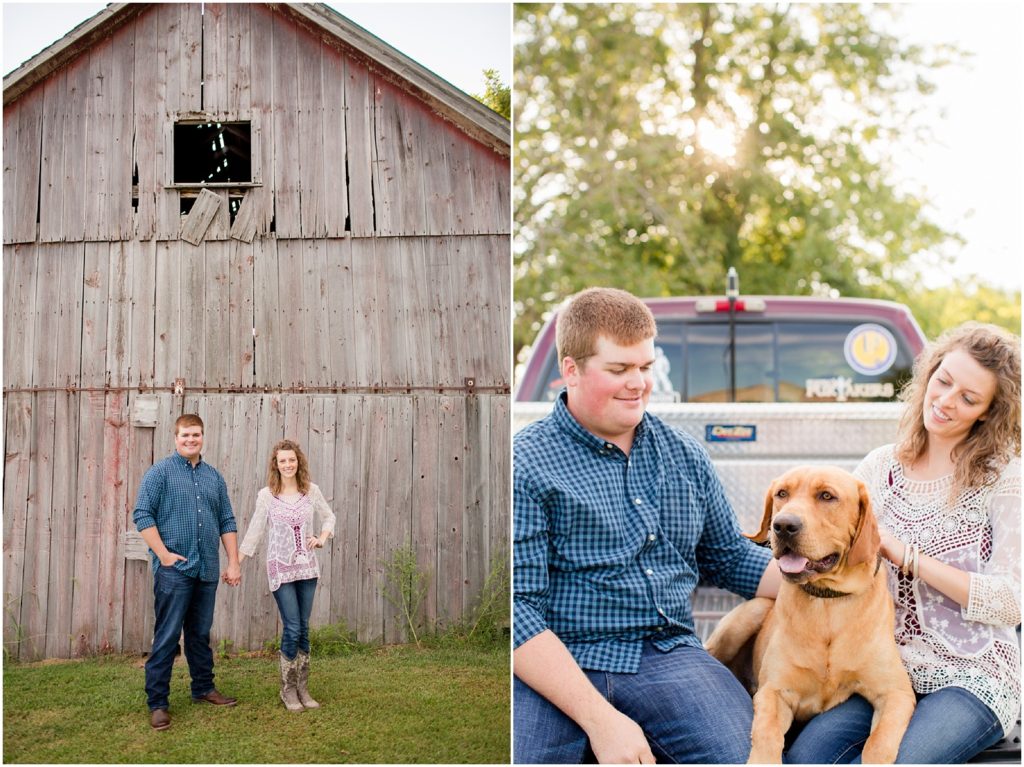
[514,3,965,360]
[474,68,511,118]
[900,279,1021,340]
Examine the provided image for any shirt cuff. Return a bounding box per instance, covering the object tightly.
[964,572,1022,626]
[513,600,548,649]
[133,515,156,532]
[729,544,773,599]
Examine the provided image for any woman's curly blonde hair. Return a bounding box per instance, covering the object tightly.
[267,439,312,495]
[896,322,1020,492]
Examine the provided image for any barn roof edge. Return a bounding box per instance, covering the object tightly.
[2,2,510,156]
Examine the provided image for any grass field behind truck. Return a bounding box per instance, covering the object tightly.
[2,641,510,764]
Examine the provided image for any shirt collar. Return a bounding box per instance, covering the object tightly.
[552,390,649,455]
[172,451,203,469]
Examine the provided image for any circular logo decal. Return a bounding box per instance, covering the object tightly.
[844,324,897,376]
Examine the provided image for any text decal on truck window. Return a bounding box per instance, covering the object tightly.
[805,378,896,401]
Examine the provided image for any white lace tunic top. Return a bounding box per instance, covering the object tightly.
[239,484,336,592]
[855,445,1021,736]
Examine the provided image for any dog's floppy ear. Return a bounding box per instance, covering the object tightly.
[747,483,776,543]
[847,479,880,567]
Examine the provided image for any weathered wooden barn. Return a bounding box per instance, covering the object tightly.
[2,3,510,660]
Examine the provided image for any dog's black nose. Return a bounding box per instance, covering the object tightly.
[772,514,802,538]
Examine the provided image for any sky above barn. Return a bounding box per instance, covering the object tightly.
[2,2,512,98]
[2,2,1020,293]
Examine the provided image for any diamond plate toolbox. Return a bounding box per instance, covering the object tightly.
[513,401,903,533]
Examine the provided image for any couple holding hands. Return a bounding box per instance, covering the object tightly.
[133,417,335,730]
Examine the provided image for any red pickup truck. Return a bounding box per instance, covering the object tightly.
[515,293,927,404]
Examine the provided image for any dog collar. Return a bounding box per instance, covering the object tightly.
[798,555,884,599]
[799,582,850,599]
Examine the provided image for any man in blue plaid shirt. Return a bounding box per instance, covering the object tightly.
[514,288,781,763]
[133,414,242,731]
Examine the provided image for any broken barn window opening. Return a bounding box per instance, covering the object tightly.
[131,162,140,212]
[174,120,252,184]
[228,195,243,225]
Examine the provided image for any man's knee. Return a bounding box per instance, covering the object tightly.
[619,645,754,763]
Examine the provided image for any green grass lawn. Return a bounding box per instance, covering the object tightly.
[3,642,510,764]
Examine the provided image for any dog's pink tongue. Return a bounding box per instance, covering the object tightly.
[778,553,810,574]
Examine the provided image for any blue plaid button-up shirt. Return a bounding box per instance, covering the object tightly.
[514,393,771,673]
[133,452,237,582]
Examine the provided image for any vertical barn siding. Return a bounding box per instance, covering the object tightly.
[2,2,510,661]
[5,4,511,243]
[2,234,509,657]
[2,236,509,399]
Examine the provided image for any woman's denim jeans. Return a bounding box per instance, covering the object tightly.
[145,565,219,711]
[513,641,755,764]
[785,687,1004,764]
[272,577,318,660]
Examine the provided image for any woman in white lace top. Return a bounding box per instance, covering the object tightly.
[788,323,1020,764]
[239,439,336,712]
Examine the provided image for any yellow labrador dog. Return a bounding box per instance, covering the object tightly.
[706,466,915,764]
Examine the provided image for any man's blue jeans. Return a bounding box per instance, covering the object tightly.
[514,641,754,764]
[272,577,318,660]
[784,687,1004,764]
[145,566,219,711]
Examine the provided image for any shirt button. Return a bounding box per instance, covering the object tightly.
[645,568,654,576]
[605,443,613,450]
[634,498,643,506]
[648,534,656,541]
[655,626,663,632]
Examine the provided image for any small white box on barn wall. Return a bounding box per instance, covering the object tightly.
[131,395,160,428]
[122,530,150,561]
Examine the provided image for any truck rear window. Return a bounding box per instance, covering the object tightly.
[533,320,915,404]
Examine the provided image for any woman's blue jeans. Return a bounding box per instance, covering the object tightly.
[784,687,1004,764]
[272,577,318,660]
[514,641,754,764]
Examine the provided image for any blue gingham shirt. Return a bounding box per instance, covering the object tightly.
[133,452,237,582]
[514,392,771,673]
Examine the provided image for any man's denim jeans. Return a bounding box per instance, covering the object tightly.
[785,687,1004,764]
[145,565,219,711]
[272,577,318,660]
[513,641,755,764]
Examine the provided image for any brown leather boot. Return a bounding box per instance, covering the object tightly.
[295,651,320,709]
[150,708,171,730]
[279,653,304,712]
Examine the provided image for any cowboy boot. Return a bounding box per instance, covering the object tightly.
[295,650,321,709]
[279,653,304,712]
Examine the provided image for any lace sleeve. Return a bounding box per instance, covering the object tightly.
[964,468,1021,627]
[310,484,336,539]
[853,444,888,494]
[239,489,270,558]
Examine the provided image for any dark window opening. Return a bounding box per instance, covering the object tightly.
[132,163,139,212]
[228,195,243,226]
[180,197,196,216]
[174,121,251,183]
